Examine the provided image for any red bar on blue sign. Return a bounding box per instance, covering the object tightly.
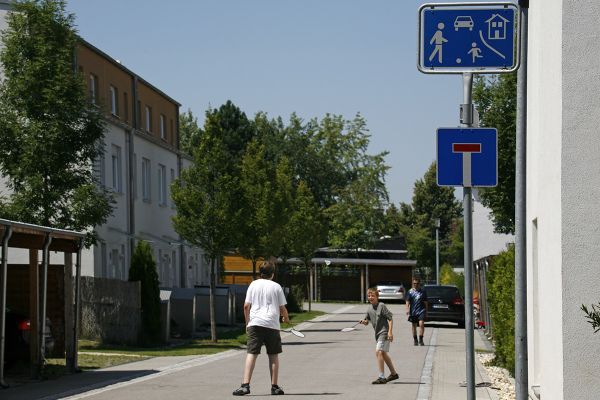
[452,143,481,153]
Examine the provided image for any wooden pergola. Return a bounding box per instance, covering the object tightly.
[0,219,85,387]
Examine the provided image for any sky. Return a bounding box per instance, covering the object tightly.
[65,0,477,205]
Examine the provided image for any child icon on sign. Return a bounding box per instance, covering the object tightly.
[468,42,483,63]
[428,22,448,63]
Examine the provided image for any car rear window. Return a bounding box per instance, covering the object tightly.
[424,286,460,299]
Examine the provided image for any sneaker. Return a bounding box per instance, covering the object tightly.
[271,384,285,395]
[233,384,250,396]
[386,373,399,382]
[372,377,387,384]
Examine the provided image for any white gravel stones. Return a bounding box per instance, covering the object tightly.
[478,353,516,400]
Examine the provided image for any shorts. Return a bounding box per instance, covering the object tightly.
[376,337,390,352]
[410,312,426,323]
[246,325,282,355]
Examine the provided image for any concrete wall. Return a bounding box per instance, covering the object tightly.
[528,1,600,399]
[79,277,141,344]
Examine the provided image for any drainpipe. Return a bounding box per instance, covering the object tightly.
[0,226,13,388]
[39,233,53,366]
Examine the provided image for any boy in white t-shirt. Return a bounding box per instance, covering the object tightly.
[233,258,289,396]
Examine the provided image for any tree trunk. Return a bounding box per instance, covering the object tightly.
[306,264,312,312]
[209,257,217,342]
[251,258,257,281]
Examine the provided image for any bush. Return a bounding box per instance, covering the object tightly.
[487,244,515,375]
[129,241,161,345]
[440,263,465,295]
[286,284,305,313]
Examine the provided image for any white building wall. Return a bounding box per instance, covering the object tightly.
[180,156,208,287]
[529,1,600,399]
[90,122,130,279]
[472,189,514,261]
[134,134,179,287]
[560,1,600,398]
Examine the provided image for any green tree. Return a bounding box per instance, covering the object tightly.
[398,162,462,281]
[439,263,464,295]
[0,0,113,240]
[172,101,253,342]
[289,181,326,312]
[179,108,203,154]
[129,241,161,345]
[238,140,275,278]
[327,167,388,252]
[473,73,517,234]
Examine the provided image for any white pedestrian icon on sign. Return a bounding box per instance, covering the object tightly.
[467,42,483,63]
[429,22,448,63]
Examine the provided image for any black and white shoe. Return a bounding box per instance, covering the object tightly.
[233,384,250,396]
[271,384,285,395]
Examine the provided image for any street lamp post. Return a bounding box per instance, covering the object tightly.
[435,218,440,285]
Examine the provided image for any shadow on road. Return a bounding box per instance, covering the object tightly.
[282,341,336,346]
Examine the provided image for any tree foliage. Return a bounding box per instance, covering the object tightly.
[172,101,254,341]
[0,0,113,241]
[581,303,600,333]
[473,73,517,234]
[389,162,463,281]
[179,108,203,154]
[129,241,161,345]
[487,245,515,375]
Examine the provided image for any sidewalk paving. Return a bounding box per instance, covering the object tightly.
[2,302,500,400]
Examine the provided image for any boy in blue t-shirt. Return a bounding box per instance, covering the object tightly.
[406,278,428,346]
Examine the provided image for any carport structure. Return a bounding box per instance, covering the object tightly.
[0,219,85,387]
[309,253,417,302]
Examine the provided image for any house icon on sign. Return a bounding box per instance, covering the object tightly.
[485,14,509,40]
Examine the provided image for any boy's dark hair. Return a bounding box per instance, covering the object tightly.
[259,257,276,278]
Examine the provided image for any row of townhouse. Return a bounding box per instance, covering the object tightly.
[0,2,209,288]
[78,41,209,288]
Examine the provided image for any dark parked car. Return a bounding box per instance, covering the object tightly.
[375,281,406,303]
[423,285,465,328]
[4,309,54,366]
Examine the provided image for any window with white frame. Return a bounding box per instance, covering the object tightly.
[132,153,138,199]
[145,106,152,132]
[170,168,176,208]
[142,157,151,201]
[110,85,118,116]
[158,164,167,206]
[160,114,166,140]
[111,144,122,193]
[89,73,98,104]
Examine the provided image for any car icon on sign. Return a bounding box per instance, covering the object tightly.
[454,16,474,31]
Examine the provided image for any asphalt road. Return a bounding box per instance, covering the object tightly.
[65,303,432,400]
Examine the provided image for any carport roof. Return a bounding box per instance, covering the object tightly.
[0,218,85,253]
[310,257,416,266]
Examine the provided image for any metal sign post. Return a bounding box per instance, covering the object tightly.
[418,3,519,399]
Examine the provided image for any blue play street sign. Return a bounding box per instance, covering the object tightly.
[437,128,497,187]
[418,3,519,74]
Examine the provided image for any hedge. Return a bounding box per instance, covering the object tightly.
[487,244,515,375]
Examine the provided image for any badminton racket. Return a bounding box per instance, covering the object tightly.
[281,324,305,338]
[341,321,364,332]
